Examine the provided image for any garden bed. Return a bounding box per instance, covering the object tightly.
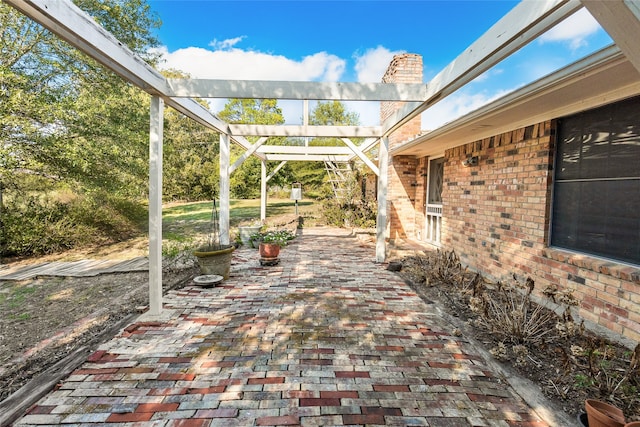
[397,250,639,421]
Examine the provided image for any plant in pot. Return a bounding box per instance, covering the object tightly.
[193,199,235,279]
[257,229,295,261]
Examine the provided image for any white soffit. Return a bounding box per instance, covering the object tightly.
[392,45,640,158]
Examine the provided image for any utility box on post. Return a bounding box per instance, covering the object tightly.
[291,183,302,215]
[290,183,302,201]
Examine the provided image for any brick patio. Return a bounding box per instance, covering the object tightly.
[16,227,553,426]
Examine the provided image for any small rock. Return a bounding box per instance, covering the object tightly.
[387,261,402,272]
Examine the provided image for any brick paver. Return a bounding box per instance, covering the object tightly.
[15,227,549,426]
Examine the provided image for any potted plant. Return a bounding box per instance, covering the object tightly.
[193,199,235,279]
[238,221,262,247]
[257,229,295,260]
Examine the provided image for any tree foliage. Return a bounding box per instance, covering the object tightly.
[0,0,162,256]
[0,0,161,195]
[289,101,361,192]
[217,99,292,198]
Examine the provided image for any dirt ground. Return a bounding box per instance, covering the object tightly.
[0,212,304,404]
[0,254,197,402]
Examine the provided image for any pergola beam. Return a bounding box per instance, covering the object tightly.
[346,137,380,162]
[229,124,382,138]
[341,138,379,176]
[263,154,351,162]
[376,137,389,263]
[148,97,164,316]
[257,146,352,155]
[219,134,231,246]
[166,79,428,101]
[267,161,288,181]
[382,0,583,136]
[581,0,640,74]
[230,137,268,174]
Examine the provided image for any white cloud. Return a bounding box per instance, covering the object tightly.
[155,45,345,82]
[539,8,601,50]
[354,46,405,83]
[153,44,406,124]
[154,45,347,120]
[209,36,246,50]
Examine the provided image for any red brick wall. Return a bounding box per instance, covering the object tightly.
[388,156,417,240]
[414,157,428,240]
[381,54,423,240]
[441,121,640,345]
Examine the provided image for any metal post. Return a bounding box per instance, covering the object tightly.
[219,133,230,245]
[376,136,389,263]
[148,96,164,315]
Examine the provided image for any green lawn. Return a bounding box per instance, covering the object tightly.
[163,198,314,225]
[161,198,316,254]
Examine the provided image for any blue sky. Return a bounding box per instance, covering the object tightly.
[148,1,613,128]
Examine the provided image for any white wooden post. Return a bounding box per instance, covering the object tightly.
[219,133,230,245]
[260,160,267,221]
[148,96,164,315]
[376,136,389,263]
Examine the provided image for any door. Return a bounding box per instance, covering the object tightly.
[425,157,444,245]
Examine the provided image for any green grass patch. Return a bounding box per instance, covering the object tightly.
[6,286,37,309]
[162,198,316,249]
[163,199,314,226]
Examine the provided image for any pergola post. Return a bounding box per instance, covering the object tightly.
[375,136,389,263]
[148,96,164,315]
[219,133,230,245]
[260,160,267,221]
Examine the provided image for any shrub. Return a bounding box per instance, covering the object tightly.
[0,191,147,257]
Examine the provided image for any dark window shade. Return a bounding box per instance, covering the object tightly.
[552,96,640,265]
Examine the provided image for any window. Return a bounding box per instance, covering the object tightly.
[551,96,640,265]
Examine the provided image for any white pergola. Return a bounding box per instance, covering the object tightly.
[5,0,640,316]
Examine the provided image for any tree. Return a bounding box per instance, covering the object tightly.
[160,70,220,201]
[289,101,360,192]
[0,1,162,256]
[217,99,292,198]
[0,0,161,196]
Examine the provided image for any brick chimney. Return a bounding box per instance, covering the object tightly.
[380,54,423,241]
[380,54,423,150]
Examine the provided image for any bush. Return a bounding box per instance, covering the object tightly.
[0,191,147,257]
[321,198,377,228]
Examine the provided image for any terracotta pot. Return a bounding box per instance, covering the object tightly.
[585,399,626,427]
[259,242,280,259]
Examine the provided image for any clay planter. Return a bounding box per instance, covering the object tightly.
[193,245,235,279]
[585,399,626,427]
[259,242,280,259]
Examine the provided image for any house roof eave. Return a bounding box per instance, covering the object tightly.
[392,44,640,158]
